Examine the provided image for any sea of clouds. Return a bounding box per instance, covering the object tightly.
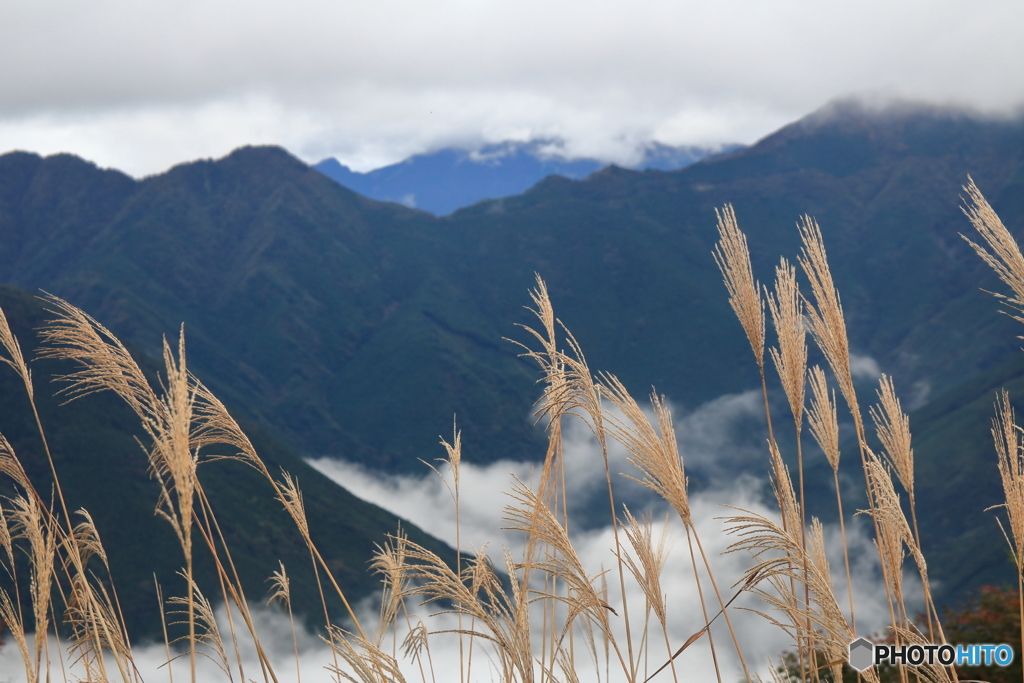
[0,384,909,683]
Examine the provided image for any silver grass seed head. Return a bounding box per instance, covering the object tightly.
[768,257,808,427]
[714,204,766,367]
[806,365,841,472]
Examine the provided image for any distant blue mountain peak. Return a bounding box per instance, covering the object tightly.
[315,139,741,215]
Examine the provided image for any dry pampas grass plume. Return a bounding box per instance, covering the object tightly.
[961,175,1024,324]
[714,204,765,369]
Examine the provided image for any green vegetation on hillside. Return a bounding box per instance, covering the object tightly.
[0,285,455,639]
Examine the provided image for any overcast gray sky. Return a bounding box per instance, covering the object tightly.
[1,0,1021,176]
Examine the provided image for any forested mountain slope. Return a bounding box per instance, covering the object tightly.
[1,101,1022,605]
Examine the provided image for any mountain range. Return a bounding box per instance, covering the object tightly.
[0,100,1022,632]
[314,139,738,215]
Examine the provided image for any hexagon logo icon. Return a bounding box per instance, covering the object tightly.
[849,637,875,671]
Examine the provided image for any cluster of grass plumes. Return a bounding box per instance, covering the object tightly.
[0,294,373,683]
[0,177,1021,683]
[717,177,1024,683]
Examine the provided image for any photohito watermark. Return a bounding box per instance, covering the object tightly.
[848,637,1015,671]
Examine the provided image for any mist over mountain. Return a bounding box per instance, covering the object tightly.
[0,100,1022,619]
[314,139,739,214]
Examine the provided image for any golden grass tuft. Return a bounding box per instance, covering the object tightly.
[602,378,690,528]
[870,375,915,499]
[992,389,1024,572]
[767,258,808,428]
[714,204,766,368]
[797,216,861,435]
[805,366,839,473]
[961,175,1024,321]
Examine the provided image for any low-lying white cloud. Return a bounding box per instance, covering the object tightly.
[306,390,768,545]
[0,490,896,683]
[305,392,905,681]
[849,353,883,381]
[0,390,914,683]
[309,454,538,553]
[671,390,768,484]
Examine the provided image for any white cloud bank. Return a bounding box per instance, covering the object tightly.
[302,394,905,681]
[0,0,1021,175]
[0,485,893,683]
[0,389,921,682]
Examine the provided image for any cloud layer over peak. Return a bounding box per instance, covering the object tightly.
[1,0,1021,175]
